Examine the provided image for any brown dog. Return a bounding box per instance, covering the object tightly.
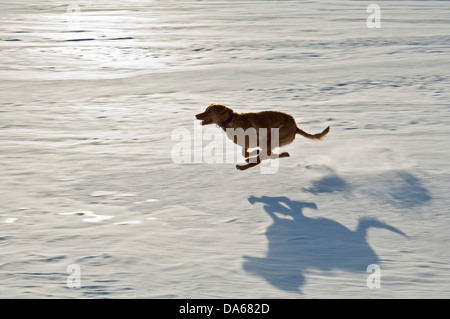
[195,104,330,170]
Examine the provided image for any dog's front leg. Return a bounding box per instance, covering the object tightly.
[237,146,266,170]
[244,149,260,163]
[236,156,261,170]
[242,147,250,159]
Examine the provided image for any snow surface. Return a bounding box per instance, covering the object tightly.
[1,0,450,298]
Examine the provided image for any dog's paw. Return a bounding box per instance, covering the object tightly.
[236,164,249,170]
[279,152,290,158]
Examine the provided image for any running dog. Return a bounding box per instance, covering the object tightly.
[195,104,330,170]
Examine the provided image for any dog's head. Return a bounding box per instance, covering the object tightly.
[195,104,233,126]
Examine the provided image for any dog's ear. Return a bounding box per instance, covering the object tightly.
[219,105,230,113]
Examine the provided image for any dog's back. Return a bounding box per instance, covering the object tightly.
[235,110,297,130]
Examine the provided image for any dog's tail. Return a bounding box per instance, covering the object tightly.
[296,125,330,140]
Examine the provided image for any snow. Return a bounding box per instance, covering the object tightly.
[1,0,450,298]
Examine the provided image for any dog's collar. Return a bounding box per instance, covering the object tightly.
[218,112,235,127]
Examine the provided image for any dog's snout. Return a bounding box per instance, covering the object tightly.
[196,112,204,119]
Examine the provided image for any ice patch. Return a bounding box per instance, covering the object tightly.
[3,217,18,224]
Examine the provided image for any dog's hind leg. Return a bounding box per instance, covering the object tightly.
[260,144,290,160]
[275,152,290,158]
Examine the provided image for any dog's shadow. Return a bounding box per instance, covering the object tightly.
[243,195,407,293]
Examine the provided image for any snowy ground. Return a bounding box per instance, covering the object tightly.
[1,0,450,298]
